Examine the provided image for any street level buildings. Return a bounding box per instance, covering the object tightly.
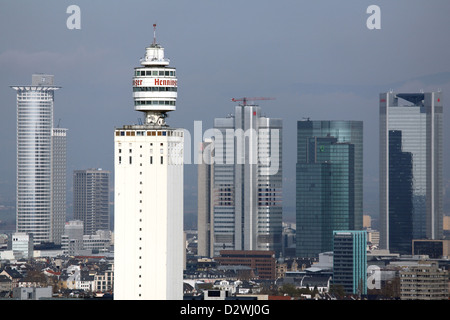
[399,261,448,300]
[114,28,184,300]
[296,120,363,258]
[11,74,67,245]
[379,92,443,255]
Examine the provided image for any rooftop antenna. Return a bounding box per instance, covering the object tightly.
[153,23,157,45]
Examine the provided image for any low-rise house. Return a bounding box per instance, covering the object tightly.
[0,268,23,288]
[0,274,12,293]
[62,265,95,292]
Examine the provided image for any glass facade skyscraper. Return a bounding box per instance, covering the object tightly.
[379,92,443,255]
[12,74,67,245]
[296,120,363,258]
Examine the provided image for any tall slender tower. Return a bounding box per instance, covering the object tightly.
[332,230,367,295]
[114,26,184,300]
[12,74,67,245]
[51,127,67,244]
[197,139,214,257]
[379,92,443,255]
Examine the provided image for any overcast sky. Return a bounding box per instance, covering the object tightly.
[1,0,450,224]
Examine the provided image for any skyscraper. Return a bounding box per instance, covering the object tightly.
[200,100,282,257]
[379,92,443,255]
[197,139,213,258]
[52,127,67,244]
[114,27,184,300]
[296,120,363,258]
[73,168,110,235]
[332,230,367,296]
[12,74,67,245]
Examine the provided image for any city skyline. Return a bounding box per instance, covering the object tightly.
[1,1,450,228]
[0,1,449,304]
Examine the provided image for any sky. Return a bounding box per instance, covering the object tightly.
[1,0,450,227]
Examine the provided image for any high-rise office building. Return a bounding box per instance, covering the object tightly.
[379,92,443,255]
[114,27,184,300]
[296,120,363,258]
[197,139,214,257]
[12,74,67,245]
[52,127,67,244]
[73,168,110,235]
[332,230,367,296]
[200,100,282,257]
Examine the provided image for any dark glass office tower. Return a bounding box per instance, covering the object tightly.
[296,120,363,258]
[380,92,443,255]
[388,130,413,254]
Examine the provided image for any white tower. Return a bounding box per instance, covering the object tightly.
[114,26,184,300]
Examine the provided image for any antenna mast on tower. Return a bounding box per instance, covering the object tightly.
[231,97,275,106]
[153,24,157,45]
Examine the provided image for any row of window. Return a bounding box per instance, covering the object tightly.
[116,130,183,137]
[118,156,164,165]
[133,86,177,92]
[134,69,176,77]
[134,100,175,106]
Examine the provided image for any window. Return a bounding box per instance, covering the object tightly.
[161,156,163,164]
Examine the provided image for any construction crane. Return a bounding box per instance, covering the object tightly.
[231,97,275,106]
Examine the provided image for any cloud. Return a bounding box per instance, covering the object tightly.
[0,46,108,77]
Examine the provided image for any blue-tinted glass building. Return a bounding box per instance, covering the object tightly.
[296,120,363,258]
[332,230,367,296]
[379,92,443,255]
